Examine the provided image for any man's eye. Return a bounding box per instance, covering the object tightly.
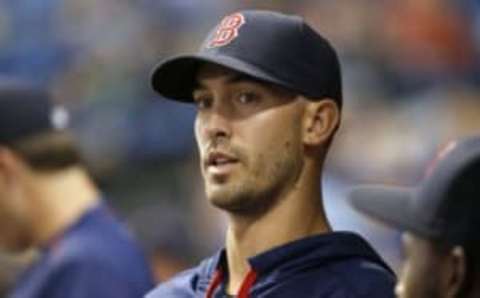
[194,97,212,109]
[237,92,258,104]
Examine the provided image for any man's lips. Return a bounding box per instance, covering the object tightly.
[205,151,239,167]
[204,151,240,176]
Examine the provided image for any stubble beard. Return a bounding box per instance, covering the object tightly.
[205,144,303,217]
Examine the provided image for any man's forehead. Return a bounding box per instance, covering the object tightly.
[193,63,298,101]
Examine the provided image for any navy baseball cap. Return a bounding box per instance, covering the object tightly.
[150,10,342,106]
[0,80,69,145]
[349,136,480,246]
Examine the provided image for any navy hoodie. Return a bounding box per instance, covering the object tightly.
[146,232,395,298]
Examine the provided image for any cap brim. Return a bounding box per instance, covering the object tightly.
[349,185,439,238]
[150,53,297,102]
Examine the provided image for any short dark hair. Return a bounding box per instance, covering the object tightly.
[6,132,84,171]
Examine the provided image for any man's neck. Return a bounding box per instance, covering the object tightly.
[224,161,330,294]
[28,167,100,247]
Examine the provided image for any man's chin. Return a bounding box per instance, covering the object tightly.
[206,189,273,217]
[208,195,242,212]
[207,187,251,213]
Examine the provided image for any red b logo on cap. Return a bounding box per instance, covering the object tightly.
[208,13,245,48]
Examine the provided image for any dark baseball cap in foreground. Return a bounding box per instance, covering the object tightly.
[0,79,69,145]
[349,136,480,246]
[150,10,342,106]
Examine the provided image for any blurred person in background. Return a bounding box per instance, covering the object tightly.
[128,202,198,283]
[147,10,395,298]
[350,136,480,298]
[0,79,154,298]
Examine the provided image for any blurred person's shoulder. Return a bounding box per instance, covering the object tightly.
[145,253,219,298]
[53,203,138,259]
[35,203,154,296]
[47,202,153,281]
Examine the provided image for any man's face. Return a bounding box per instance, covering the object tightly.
[193,64,305,214]
[396,232,449,298]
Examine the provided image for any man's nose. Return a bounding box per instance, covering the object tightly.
[201,104,233,141]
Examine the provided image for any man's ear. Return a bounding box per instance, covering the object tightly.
[302,98,340,146]
[445,246,467,298]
